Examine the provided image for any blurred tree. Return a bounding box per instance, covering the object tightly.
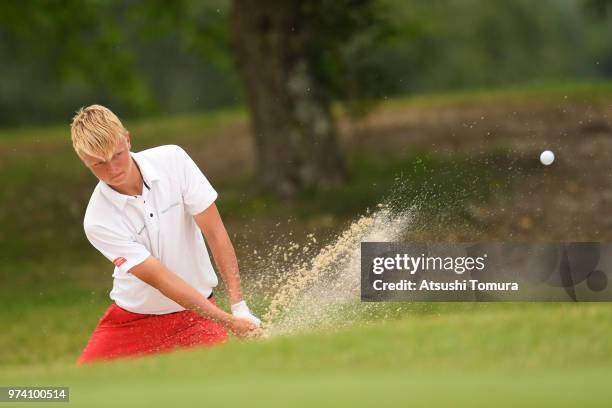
[585,0,612,15]
[0,0,156,124]
[0,0,239,125]
[229,0,385,197]
[582,0,612,75]
[2,0,612,199]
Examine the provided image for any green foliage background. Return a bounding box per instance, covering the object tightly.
[1,0,611,127]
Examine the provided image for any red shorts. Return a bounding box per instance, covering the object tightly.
[77,298,228,364]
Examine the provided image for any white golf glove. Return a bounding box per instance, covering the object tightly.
[231,300,261,327]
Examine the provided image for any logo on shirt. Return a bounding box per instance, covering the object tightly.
[161,201,180,214]
[113,257,127,267]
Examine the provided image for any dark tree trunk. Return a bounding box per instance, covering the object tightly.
[230,0,346,198]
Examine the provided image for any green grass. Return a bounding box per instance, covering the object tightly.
[0,147,522,259]
[379,79,612,110]
[0,107,249,143]
[3,82,612,406]
[1,303,611,407]
[3,369,609,407]
[0,77,605,253]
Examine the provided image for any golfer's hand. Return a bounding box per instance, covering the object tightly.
[227,316,259,339]
[231,300,262,327]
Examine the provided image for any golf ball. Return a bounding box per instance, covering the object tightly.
[540,150,555,166]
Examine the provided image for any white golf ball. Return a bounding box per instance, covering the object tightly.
[540,150,555,166]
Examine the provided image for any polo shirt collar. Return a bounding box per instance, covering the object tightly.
[99,151,160,210]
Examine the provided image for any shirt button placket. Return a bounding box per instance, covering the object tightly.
[143,191,158,230]
[144,188,160,255]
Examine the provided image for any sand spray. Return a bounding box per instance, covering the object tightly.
[259,200,418,336]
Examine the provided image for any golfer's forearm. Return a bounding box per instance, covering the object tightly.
[207,234,244,305]
[156,270,234,324]
[129,257,233,325]
[194,203,245,305]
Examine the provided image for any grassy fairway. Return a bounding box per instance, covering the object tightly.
[2,82,612,407]
[1,303,611,407]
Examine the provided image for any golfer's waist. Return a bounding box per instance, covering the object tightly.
[111,288,215,314]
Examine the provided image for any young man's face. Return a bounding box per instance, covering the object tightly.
[79,135,133,187]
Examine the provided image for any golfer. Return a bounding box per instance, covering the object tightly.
[71,105,260,364]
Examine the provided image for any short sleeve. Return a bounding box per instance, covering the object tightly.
[84,223,151,274]
[175,146,218,215]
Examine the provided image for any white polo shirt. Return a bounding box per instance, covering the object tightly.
[83,144,219,314]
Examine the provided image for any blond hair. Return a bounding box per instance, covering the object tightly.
[70,105,128,160]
